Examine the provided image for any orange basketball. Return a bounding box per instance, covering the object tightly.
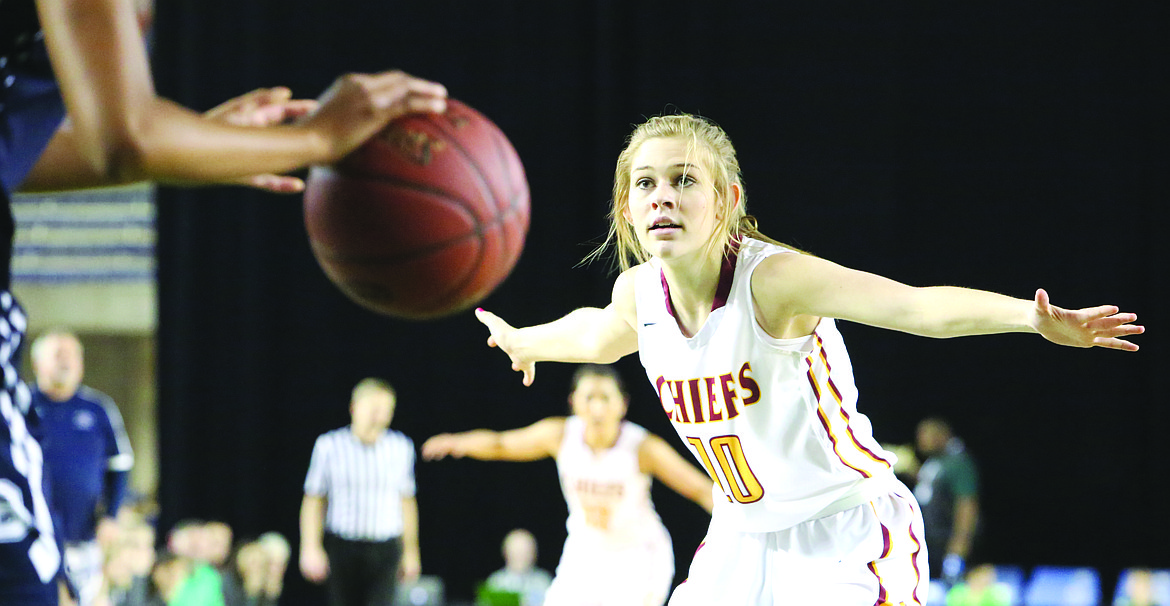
[303,99,530,320]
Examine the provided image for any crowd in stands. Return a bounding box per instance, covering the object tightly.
[87,500,289,606]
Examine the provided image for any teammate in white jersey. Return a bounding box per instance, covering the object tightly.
[473,114,1143,605]
[422,364,713,606]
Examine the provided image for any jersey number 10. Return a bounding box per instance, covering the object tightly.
[686,436,764,504]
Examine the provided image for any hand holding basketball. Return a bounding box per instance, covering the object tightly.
[304,98,530,319]
[304,70,448,163]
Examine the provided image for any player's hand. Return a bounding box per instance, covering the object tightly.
[304,70,447,164]
[298,546,330,583]
[203,87,318,193]
[1029,289,1143,351]
[476,308,537,385]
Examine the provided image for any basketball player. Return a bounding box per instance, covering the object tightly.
[474,114,1143,605]
[1,1,446,603]
[422,364,714,606]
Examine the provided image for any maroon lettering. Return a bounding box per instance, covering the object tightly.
[687,379,704,423]
[739,362,761,406]
[655,376,670,415]
[720,373,740,419]
[670,380,690,423]
[705,377,722,422]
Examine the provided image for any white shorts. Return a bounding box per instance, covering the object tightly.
[669,486,928,606]
[543,525,674,606]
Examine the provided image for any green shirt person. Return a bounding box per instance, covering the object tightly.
[946,564,1011,606]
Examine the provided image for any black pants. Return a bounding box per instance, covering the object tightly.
[323,533,402,606]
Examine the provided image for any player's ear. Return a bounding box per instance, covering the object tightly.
[717,183,742,220]
[729,182,742,210]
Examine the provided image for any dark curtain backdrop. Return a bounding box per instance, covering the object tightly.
[153,2,1167,604]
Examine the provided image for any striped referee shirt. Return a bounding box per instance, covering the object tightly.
[303,427,416,541]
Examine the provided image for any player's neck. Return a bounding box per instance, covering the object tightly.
[583,425,619,452]
[660,249,723,336]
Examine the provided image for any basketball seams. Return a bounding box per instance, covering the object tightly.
[427,105,503,223]
[304,99,529,319]
[314,200,525,265]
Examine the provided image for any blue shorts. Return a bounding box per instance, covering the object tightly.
[0,292,59,606]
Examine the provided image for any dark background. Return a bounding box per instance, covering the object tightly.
[151,2,1167,604]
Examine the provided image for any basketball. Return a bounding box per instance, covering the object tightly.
[303,99,530,320]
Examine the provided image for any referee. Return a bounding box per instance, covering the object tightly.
[299,378,421,606]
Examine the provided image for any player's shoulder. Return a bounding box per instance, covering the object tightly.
[749,243,830,291]
[74,385,120,415]
[621,419,648,438]
[613,261,657,307]
[612,264,641,295]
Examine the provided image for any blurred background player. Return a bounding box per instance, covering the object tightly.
[30,330,134,606]
[423,364,714,606]
[482,528,553,606]
[300,378,420,606]
[914,417,981,587]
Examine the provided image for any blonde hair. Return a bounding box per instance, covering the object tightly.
[586,113,785,271]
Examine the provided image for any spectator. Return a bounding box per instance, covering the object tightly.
[1116,569,1168,606]
[165,520,225,606]
[104,517,156,606]
[483,529,553,606]
[222,532,289,606]
[945,563,1011,606]
[914,418,980,586]
[147,551,191,606]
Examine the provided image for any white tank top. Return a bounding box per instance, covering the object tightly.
[634,238,897,532]
[556,417,667,545]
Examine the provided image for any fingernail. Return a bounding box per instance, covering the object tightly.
[476,308,483,313]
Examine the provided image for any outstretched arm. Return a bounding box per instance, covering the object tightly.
[421,417,565,462]
[29,0,446,191]
[23,89,319,193]
[476,267,640,385]
[638,434,715,513]
[753,253,1143,351]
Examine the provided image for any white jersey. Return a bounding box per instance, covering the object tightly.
[556,417,666,545]
[635,238,897,532]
